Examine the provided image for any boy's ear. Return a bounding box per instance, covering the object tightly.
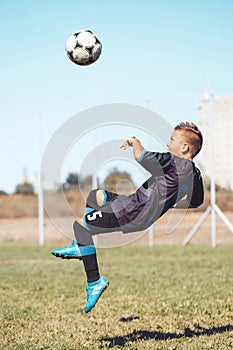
[182,143,189,155]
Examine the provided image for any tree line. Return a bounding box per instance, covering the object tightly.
[0,169,134,195]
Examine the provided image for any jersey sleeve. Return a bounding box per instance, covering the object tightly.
[187,170,204,208]
[139,151,173,176]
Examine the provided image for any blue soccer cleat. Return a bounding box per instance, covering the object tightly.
[51,241,82,260]
[85,276,109,313]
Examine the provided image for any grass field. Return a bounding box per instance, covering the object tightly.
[0,244,233,349]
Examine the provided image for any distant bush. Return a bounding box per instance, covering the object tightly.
[103,168,134,192]
[66,173,79,187]
[204,176,232,192]
[0,190,8,196]
[15,182,35,195]
[60,173,93,191]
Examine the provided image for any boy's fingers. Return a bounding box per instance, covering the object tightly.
[120,137,133,149]
[120,140,128,149]
[120,143,127,150]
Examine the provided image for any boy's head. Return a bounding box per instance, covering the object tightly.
[167,122,203,160]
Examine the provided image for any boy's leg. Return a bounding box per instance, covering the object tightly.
[51,189,120,259]
[73,220,109,313]
[52,189,119,312]
[84,189,120,233]
[73,189,120,284]
[73,220,99,283]
[51,189,120,260]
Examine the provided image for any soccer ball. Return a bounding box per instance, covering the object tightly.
[65,29,102,66]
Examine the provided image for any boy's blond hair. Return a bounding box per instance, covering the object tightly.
[175,122,203,158]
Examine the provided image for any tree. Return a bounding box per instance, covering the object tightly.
[60,173,79,191]
[15,182,35,195]
[61,173,93,191]
[103,168,134,192]
[66,173,79,187]
[80,175,93,188]
[0,190,8,196]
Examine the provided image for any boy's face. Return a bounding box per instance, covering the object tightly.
[167,130,190,159]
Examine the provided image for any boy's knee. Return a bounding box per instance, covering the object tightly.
[96,190,104,206]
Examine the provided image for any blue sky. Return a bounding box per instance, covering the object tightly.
[1,0,233,193]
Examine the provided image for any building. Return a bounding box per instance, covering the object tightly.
[198,94,233,190]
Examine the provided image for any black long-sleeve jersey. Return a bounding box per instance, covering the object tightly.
[110,151,204,233]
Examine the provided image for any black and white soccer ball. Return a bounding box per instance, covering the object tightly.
[65,29,102,66]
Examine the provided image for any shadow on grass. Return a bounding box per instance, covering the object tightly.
[100,324,233,347]
[120,316,140,322]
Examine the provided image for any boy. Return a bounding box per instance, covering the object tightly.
[52,122,204,313]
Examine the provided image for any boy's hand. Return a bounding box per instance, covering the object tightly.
[120,136,136,150]
[121,136,144,161]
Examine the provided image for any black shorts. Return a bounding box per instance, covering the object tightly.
[83,189,121,234]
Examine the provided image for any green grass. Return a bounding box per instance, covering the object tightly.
[0,244,233,349]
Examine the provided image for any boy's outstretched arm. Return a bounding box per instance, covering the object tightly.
[120,136,145,161]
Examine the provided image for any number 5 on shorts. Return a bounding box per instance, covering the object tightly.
[87,210,103,221]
